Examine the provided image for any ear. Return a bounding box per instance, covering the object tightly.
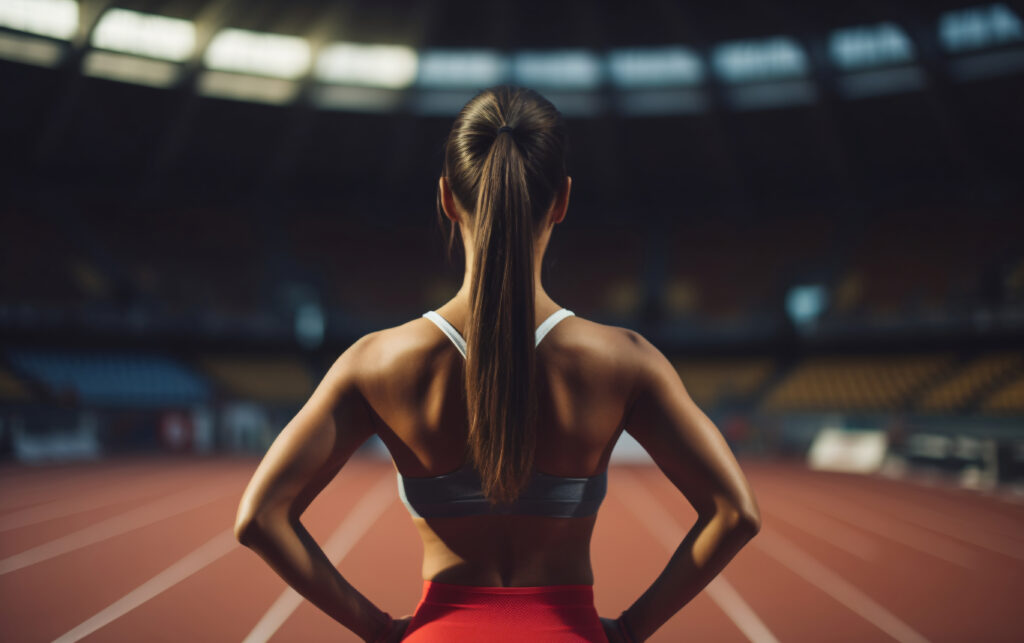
[439,176,460,224]
[549,176,572,225]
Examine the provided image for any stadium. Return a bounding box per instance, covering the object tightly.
[1,1,1022,641]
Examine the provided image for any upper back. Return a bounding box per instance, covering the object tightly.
[357,307,640,481]
[352,306,649,585]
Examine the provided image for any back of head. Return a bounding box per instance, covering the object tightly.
[437,85,569,506]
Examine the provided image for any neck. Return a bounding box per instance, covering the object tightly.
[453,245,555,311]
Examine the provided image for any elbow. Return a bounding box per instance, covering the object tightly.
[733,501,762,537]
[234,502,268,547]
[709,494,762,537]
[738,508,761,536]
[234,505,290,547]
[234,514,258,546]
[718,501,761,538]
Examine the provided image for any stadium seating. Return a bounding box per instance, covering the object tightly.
[199,355,314,405]
[673,358,774,409]
[0,366,32,401]
[917,353,1023,413]
[760,354,952,412]
[5,349,210,407]
[835,208,1024,318]
[980,373,1024,414]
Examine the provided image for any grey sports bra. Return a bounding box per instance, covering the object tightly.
[396,308,608,519]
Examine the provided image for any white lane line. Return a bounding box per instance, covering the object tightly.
[704,578,779,643]
[242,473,396,643]
[0,473,184,533]
[51,528,238,643]
[762,503,879,562]
[612,469,780,643]
[0,476,238,576]
[755,529,931,643]
[760,482,980,570]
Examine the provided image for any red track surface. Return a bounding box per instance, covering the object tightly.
[1,455,1022,642]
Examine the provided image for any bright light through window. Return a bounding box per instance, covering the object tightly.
[417,49,509,87]
[92,9,195,62]
[829,22,915,71]
[205,28,311,80]
[712,36,809,83]
[315,42,418,88]
[514,50,603,89]
[939,3,1023,53]
[608,46,704,87]
[0,0,78,40]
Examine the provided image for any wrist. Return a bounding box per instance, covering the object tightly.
[617,609,639,643]
[367,610,394,643]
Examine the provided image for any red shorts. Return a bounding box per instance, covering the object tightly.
[401,580,608,642]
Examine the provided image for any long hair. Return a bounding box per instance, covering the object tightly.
[436,85,569,506]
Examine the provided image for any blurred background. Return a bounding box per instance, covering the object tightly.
[1,1,1024,640]
[2,0,1022,484]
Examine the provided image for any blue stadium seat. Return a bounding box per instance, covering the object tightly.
[5,349,211,407]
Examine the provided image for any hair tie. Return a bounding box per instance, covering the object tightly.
[497,125,514,134]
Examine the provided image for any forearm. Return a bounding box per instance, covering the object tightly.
[239,517,391,642]
[622,512,758,641]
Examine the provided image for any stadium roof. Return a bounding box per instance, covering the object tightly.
[1,0,1022,220]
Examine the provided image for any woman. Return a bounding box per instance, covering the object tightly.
[234,85,761,642]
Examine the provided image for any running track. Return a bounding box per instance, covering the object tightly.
[1,455,1022,642]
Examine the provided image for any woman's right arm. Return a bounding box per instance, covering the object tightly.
[617,331,762,641]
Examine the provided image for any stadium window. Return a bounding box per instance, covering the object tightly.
[607,46,705,87]
[197,71,299,105]
[513,49,603,89]
[828,22,916,71]
[83,51,181,88]
[711,36,809,83]
[204,28,311,80]
[416,49,510,87]
[939,3,1023,53]
[312,85,405,113]
[0,31,65,67]
[315,42,418,89]
[0,0,78,40]
[91,9,195,62]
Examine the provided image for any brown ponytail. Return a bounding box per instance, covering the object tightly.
[437,85,568,505]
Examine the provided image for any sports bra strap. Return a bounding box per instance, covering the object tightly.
[534,308,575,346]
[423,308,575,359]
[422,311,467,358]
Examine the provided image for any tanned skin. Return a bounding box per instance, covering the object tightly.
[235,175,762,642]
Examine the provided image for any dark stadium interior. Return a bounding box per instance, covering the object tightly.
[1,1,1023,640]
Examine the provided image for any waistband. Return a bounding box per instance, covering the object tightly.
[419,580,595,606]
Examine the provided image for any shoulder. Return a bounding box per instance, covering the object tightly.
[560,315,654,360]
[551,315,664,385]
[329,317,452,393]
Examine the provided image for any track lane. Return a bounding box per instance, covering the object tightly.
[3,457,1021,642]
[627,465,893,642]
[74,461,383,642]
[786,472,1024,557]
[268,474,420,641]
[0,458,188,514]
[598,466,750,642]
[746,468,1023,641]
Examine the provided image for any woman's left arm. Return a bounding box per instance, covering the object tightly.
[234,333,394,642]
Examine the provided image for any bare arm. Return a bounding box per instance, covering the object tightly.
[233,334,395,643]
[618,331,762,641]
